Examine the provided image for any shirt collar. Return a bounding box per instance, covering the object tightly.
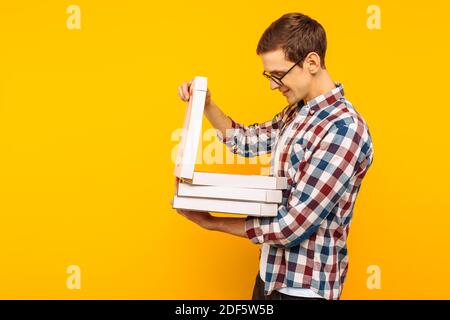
[297,82,345,115]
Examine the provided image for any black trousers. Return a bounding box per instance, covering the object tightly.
[251,273,325,300]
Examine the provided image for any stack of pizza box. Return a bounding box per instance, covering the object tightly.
[172,76,286,217]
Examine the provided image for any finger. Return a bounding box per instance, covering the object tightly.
[182,82,190,99]
[178,86,186,101]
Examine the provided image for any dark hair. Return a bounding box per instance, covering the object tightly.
[256,13,327,68]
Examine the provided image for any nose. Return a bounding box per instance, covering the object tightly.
[270,79,281,90]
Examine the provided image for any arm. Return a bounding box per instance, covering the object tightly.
[214,104,288,158]
[179,78,286,158]
[175,208,247,239]
[176,121,367,244]
[204,99,233,141]
[210,216,247,238]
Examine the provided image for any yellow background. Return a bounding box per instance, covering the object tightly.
[0,0,449,299]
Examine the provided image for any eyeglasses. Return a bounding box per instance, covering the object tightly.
[262,57,304,87]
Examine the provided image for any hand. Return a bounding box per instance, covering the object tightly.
[177,78,212,108]
[176,208,215,231]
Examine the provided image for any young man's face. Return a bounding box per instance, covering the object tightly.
[260,48,312,106]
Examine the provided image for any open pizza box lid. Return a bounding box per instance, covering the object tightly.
[173,76,208,180]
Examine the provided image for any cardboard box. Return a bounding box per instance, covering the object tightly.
[186,172,287,190]
[173,76,207,180]
[172,76,286,216]
[172,196,278,217]
[177,182,282,203]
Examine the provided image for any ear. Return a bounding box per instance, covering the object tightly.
[304,52,321,74]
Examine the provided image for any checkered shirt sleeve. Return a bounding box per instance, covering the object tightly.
[245,121,363,247]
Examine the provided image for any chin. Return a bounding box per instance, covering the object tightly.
[287,96,299,106]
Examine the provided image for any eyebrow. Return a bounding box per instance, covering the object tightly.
[268,69,286,75]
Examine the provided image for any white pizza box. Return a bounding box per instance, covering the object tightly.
[173,76,207,180]
[177,182,282,203]
[173,76,287,190]
[172,195,278,217]
[189,172,287,190]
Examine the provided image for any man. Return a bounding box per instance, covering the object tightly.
[175,13,374,300]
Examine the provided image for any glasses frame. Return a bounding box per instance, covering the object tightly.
[262,57,304,87]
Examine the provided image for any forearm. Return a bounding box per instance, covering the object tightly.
[204,100,233,138]
[209,216,248,239]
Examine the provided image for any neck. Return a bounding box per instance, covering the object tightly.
[303,69,336,104]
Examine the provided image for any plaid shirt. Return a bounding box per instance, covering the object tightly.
[216,83,374,300]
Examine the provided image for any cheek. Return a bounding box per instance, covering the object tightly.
[285,75,302,88]
[292,79,309,94]
[288,70,310,92]
[287,83,302,96]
